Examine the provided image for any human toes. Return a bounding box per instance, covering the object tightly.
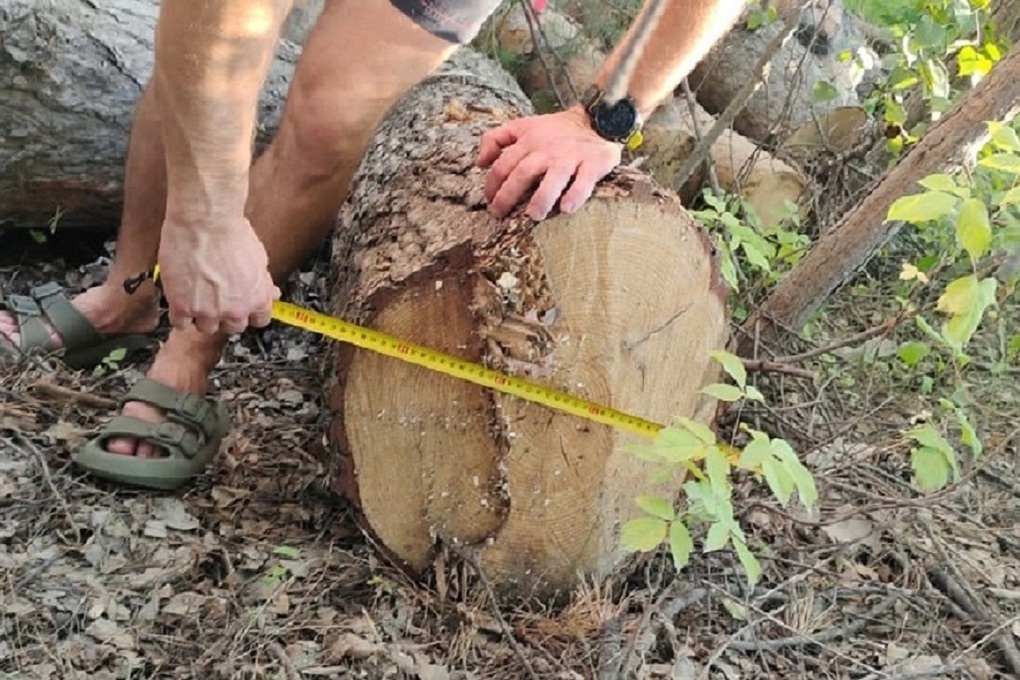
[103,400,167,458]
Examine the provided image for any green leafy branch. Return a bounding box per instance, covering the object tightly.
[621,352,817,587]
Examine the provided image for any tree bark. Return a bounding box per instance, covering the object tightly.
[0,0,298,230]
[323,48,729,599]
[736,42,1020,358]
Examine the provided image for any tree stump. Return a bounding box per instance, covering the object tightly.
[324,49,729,599]
[0,0,298,230]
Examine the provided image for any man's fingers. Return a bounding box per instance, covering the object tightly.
[484,141,531,204]
[526,163,579,221]
[560,160,612,214]
[476,122,521,169]
[490,153,552,219]
[193,314,221,335]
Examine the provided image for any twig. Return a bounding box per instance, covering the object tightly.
[29,380,118,410]
[741,359,816,380]
[860,665,964,680]
[462,549,539,680]
[267,642,301,680]
[770,317,901,364]
[922,523,1020,677]
[673,12,801,191]
[8,433,81,542]
[928,567,1020,676]
[725,592,900,652]
[679,78,721,194]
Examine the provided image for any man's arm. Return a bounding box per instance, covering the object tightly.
[154,0,289,222]
[477,0,747,221]
[593,0,747,120]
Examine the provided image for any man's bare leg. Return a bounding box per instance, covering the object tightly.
[0,85,168,345]
[108,0,463,457]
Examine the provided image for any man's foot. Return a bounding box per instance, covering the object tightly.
[0,281,160,356]
[103,329,222,459]
[73,329,233,491]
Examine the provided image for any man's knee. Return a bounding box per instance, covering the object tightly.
[278,86,378,182]
[388,0,503,44]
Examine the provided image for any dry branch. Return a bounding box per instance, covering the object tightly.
[737,42,1020,357]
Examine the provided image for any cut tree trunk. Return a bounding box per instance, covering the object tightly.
[736,42,1020,357]
[324,48,729,599]
[642,97,809,229]
[689,0,879,145]
[0,0,298,230]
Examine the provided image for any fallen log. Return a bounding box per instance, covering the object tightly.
[689,0,879,145]
[0,0,298,230]
[324,48,729,599]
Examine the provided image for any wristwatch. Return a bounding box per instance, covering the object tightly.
[580,85,644,151]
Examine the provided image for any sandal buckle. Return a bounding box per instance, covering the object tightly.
[7,294,41,316]
[153,421,189,447]
[177,394,211,425]
[30,281,64,301]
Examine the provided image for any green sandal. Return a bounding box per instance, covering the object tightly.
[0,282,154,369]
[74,378,231,491]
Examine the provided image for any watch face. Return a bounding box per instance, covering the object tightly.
[595,98,638,140]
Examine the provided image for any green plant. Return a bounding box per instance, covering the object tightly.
[620,352,817,587]
[883,118,1020,489]
[260,545,302,588]
[91,347,128,377]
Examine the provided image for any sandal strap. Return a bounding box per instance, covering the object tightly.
[30,282,104,349]
[96,415,203,460]
[3,282,105,354]
[121,378,222,439]
[5,293,54,352]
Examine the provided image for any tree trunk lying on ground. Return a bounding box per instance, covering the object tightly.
[0,0,297,230]
[324,48,729,599]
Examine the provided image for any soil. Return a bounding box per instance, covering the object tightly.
[2,233,1019,679]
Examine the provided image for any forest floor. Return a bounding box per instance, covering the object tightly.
[1,229,1019,680]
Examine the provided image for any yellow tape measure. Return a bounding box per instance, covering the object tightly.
[140,266,666,438]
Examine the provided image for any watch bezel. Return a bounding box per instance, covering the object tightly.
[580,85,643,147]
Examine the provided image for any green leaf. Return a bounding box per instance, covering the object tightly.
[1003,186,1020,207]
[956,198,992,262]
[674,417,718,446]
[937,275,997,349]
[979,153,1020,174]
[738,433,771,470]
[918,173,961,195]
[761,457,795,505]
[911,445,952,491]
[743,385,765,402]
[897,341,931,366]
[705,445,731,498]
[774,439,818,507]
[274,545,301,560]
[711,350,747,389]
[988,121,1020,152]
[951,407,983,460]
[702,383,744,402]
[104,347,128,363]
[620,517,668,552]
[732,536,762,587]
[887,191,958,224]
[636,495,675,521]
[813,80,839,103]
[907,423,952,452]
[704,521,731,552]
[668,521,693,569]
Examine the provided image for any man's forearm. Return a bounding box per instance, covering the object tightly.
[595,0,748,119]
[154,0,289,222]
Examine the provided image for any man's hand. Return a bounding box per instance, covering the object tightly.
[476,106,621,221]
[158,217,279,336]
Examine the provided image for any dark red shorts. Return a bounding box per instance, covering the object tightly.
[389,0,503,44]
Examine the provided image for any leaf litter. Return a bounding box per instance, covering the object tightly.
[1,249,1019,679]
